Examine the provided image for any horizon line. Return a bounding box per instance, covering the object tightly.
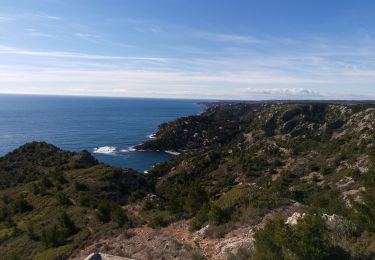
[1,92,375,102]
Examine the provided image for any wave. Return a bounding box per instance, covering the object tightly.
[147,133,156,139]
[165,150,181,156]
[93,146,116,154]
[120,146,137,153]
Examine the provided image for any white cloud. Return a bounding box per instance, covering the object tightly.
[0,15,14,23]
[193,32,261,44]
[25,28,61,38]
[243,87,321,96]
[0,16,374,100]
[0,69,328,86]
[240,88,323,99]
[0,45,167,62]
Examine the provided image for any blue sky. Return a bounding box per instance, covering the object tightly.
[0,0,374,99]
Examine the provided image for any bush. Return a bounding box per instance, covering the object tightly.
[26,222,39,241]
[0,205,9,221]
[40,176,53,189]
[253,214,349,260]
[148,214,168,228]
[74,182,88,191]
[96,200,112,223]
[167,194,183,214]
[96,200,129,226]
[52,171,68,184]
[57,192,71,207]
[58,212,78,237]
[10,197,33,214]
[41,212,77,247]
[288,214,332,259]
[253,218,290,260]
[185,182,208,215]
[128,190,147,203]
[142,200,156,211]
[111,206,128,227]
[78,195,96,208]
[189,203,210,231]
[208,206,229,225]
[41,225,65,247]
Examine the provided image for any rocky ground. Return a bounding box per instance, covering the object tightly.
[74,202,305,260]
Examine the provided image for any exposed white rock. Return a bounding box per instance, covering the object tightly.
[143,193,165,205]
[322,213,355,237]
[196,224,212,237]
[285,212,305,225]
[322,214,339,226]
[216,229,255,259]
[336,177,355,189]
[342,187,366,206]
[84,253,134,260]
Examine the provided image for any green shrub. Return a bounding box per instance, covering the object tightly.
[142,200,156,211]
[74,182,88,191]
[128,190,147,203]
[253,214,349,260]
[189,203,210,231]
[78,195,96,208]
[40,212,77,247]
[96,200,112,223]
[185,182,208,215]
[26,222,39,241]
[111,206,128,227]
[208,206,229,225]
[147,211,171,228]
[253,218,290,260]
[57,192,71,207]
[167,193,183,214]
[96,200,129,227]
[41,225,65,247]
[10,197,33,214]
[0,205,9,221]
[58,212,78,237]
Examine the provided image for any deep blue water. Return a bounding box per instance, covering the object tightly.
[0,95,203,172]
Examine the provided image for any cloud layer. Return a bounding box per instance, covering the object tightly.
[0,7,374,100]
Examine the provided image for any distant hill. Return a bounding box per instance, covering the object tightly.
[0,103,374,259]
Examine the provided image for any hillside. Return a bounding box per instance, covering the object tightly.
[0,103,374,259]
[0,142,150,259]
[135,102,375,259]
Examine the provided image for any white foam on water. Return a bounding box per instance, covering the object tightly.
[93,146,116,154]
[147,133,156,139]
[120,146,137,153]
[165,150,181,155]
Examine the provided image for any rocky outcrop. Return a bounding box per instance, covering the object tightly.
[215,229,255,259]
[285,212,305,225]
[84,253,134,260]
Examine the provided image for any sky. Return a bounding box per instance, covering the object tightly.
[0,0,374,100]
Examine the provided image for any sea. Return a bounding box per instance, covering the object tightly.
[0,94,203,172]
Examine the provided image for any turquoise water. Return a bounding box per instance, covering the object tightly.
[0,95,203,172]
